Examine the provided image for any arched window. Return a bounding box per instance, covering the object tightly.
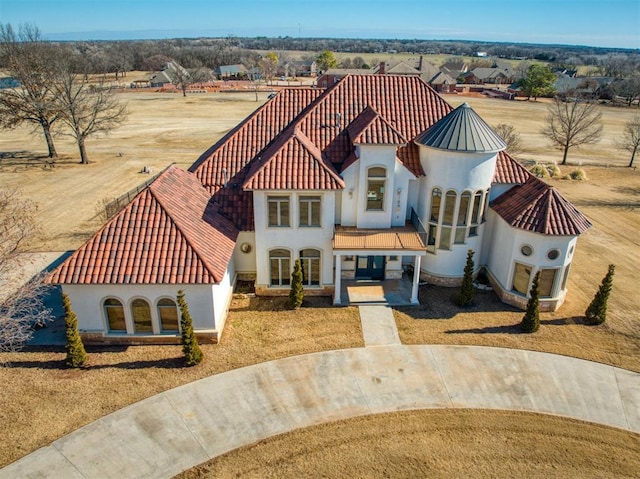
[469,190,483,236]
[157,298,179,333]
[430,188,442,222]
[366,167,386,210]
[300,249,321,286]
[427,188,442,253]
[103,298,126,333]
[131,298,152,334]
[270,249,291,287]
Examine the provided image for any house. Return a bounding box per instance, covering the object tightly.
[149,62,188,87]
[317,68,374,87]
[461,67,514,85]
[215,64,248,79]
[48,75,590,344]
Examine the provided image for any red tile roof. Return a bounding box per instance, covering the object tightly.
[493,151,531,184]
[490,176,591,236]
[346,105,408,145]
[189,87,325,230]
[243,127,345,190]
[48,166,238,284]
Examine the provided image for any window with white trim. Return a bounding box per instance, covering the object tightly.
[131,298,152,334]
[157,298,179,333]
[270,249,291,286]
[268,196,290,227]
[299,196,321,227]
[300,248,321,286]
[512,262,532,295]
[104,298,126,333]
[438,190,456,250]
[366,167,386,210]
[538,268,558,297]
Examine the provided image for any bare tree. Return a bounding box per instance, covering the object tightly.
[615,115,640,167]
[0,23,63,158]
[54,60,128,164]
[259,52,279,85]
[169,61,211,97]
[541,97,603,165]
[492,123,522,155]
[0,190,51,352]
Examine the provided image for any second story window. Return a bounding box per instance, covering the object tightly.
[299,196,321,227]
[366,167,386,211]
[268,196,290,227]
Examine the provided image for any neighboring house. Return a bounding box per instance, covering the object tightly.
[462,67,514,85]
[216,64,248,79]
[440,60,469,80]
[149,61,189,87]
[427,71,457,93]
[48,75,590,344]
[317,68,374,87]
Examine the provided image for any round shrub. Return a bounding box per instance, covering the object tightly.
[530,164,549,178]
[569,168,587,181]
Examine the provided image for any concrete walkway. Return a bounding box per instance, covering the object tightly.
[359,305,401,346]
[2,345,639,479]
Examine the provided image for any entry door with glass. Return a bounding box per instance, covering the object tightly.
[355,255,385,280]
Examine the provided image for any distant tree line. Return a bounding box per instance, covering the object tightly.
[1,35,638,80]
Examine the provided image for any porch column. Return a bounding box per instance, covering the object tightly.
[334,254,342,305]
[411,255,421,304]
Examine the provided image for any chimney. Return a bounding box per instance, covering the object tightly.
[379,62,386,75]
[418,55,423,71]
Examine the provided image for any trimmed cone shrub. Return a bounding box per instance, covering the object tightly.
[177,290,203,366]
[455,249,475,307]
[289,259,304,309]
[585,264,615,325]
[520,271,540,333]
[63,293,87,368]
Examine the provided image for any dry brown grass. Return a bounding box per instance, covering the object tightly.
[176,409,640,479]
[1,86,639,474]
[0,297,362,468]
[0,90,272,251]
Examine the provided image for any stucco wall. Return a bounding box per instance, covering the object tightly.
[253,190,336,291]
[485,211,578,301]
[62,283,219,337]
[232,231,256,273]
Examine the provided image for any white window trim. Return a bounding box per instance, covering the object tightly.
[267,195,291,228]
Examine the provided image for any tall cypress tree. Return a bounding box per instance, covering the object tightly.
[585,264,615,325]
[177,290,203,366]
[520,271,540,333]
[63,293,87,368]
[289,259,304,309]
[456,249,475,307]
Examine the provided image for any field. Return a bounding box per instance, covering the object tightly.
[1,83,639,473]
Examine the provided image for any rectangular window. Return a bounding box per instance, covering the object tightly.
[512,262,532,295]
[443,192,456,225]
[268,196,290,227]
[299,196,321,227]
[438,226,452,250]
[367,180,385,210]
[539,268,558,297]
[561,265,571,291]
[427,224,437,253]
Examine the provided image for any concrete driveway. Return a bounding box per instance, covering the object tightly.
[2,344,638,479]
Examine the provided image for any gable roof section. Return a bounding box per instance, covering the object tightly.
[292,75,452,176]
[189,87,325,229]
[243,127,345,190]
[48,166,238,285]
[490,176,591,236]
[415,102,507,153]
[346,105,408,145]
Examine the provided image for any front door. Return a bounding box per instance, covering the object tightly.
[355,255,385,280]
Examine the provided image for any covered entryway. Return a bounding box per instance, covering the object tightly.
[355,255,385,280]
[333,226,427,305]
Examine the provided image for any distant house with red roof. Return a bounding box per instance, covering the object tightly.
[48,75,590,344]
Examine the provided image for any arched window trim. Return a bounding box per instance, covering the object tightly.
[366,166,387,211]
[156,297,179,334]
[299,247,322,287]
[269,247,292,287]
[129,297,153,335]
[103,297,127,334]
